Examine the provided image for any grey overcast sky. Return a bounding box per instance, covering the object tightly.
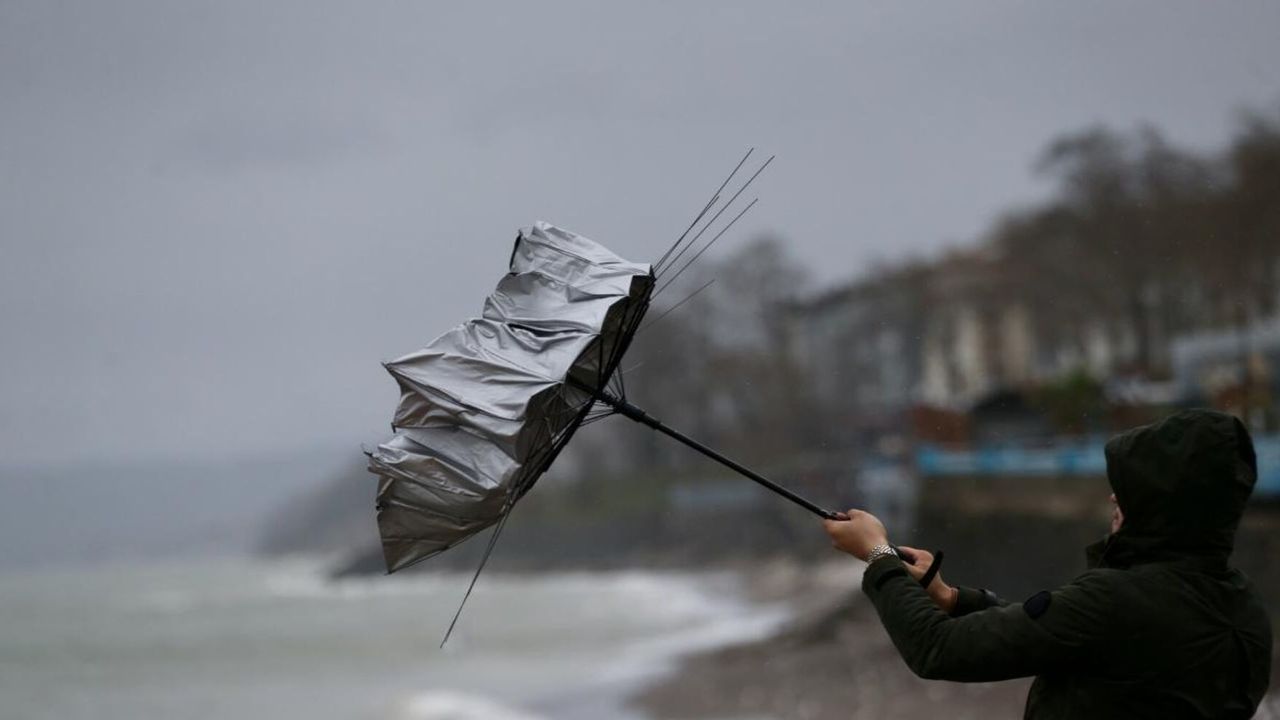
[2,1,1278,467]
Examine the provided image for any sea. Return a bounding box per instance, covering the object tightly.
[0,558,790,720]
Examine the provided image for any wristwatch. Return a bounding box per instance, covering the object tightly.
[866,543,899,564]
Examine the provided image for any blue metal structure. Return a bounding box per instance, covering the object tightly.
[917,436,1280,500]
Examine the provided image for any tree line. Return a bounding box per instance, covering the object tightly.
[563,105,1280,486]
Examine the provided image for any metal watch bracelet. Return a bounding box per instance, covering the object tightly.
[866,543,898,564]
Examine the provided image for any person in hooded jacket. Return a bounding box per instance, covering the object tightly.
[823,409,1272,718]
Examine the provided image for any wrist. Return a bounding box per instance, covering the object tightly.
[931,583,958,613]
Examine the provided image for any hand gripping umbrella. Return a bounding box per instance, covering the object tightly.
[367,154,934,641]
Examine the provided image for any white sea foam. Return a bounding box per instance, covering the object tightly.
[374,567,794,719]
[395,690,546,720]
[590,578,792,685]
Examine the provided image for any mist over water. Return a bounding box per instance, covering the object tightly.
[0,558,787,720]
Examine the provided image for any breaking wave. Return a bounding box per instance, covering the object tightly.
[395,690,545,720]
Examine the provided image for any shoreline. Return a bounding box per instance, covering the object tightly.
[624,559,1030,720]
[525,559,828,720]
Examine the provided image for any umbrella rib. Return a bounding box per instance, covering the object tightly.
[655,193,718,274]
[598,286,650,399]
[610,295,650,398]
[656,154,773,277]
[580,412,616,427]
[524,411,585,497]
[540,394,597,438]
[638,278,715,335]
[439,502,515,647]
[513,414,581,500]
[655,150,755,275]
[654,148,753,272]
[439,406,583,646]
[654,198,758,299]
[606,309,634,397]
[576,333,609,404]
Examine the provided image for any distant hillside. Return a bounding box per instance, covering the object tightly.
[266,460,842,578]
[256,462,379,558]
[0,445,353,570]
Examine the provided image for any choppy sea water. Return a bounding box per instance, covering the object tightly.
[0,558,788,720]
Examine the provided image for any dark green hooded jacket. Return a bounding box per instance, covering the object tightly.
[862,409,1272,718]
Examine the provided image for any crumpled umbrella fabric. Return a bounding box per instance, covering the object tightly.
[368,222,653,572]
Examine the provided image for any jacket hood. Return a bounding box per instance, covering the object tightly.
[1097,409,1256,566]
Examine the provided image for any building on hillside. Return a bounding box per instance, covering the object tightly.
[904,246,1148,413]
[919,248,1035,408]
[1170,317,1280,427]
[787,243,1212,443]
[784,266,928,446]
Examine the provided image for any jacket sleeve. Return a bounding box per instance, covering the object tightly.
[951,585,1007,617]
[861,557,1116,682]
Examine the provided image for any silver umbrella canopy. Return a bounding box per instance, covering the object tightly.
[368,221,653,573]
[364,154,920,643]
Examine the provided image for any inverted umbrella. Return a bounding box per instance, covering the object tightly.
[367,154,932,640]
[370,220,843,535]
[369,220,656,573]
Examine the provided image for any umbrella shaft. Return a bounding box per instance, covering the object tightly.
[579,382,842,520]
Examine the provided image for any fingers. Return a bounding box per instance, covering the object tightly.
[823,511,861,529]
[897,545,930,559]
[898,545,928,559]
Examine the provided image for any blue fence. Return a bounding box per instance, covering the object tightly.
[917,436,1280,499]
